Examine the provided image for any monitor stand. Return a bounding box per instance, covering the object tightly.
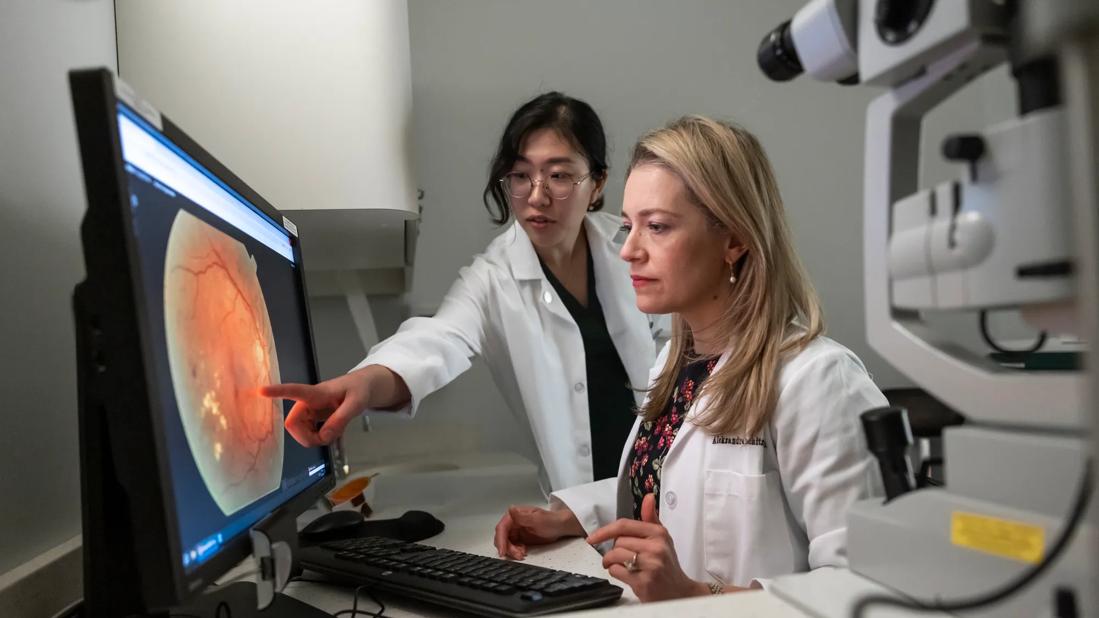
[173,582,333,618]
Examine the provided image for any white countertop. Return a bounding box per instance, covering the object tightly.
[274,510,809,618]
[217,453,922,617]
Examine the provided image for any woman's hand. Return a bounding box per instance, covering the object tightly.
[493,505,585,560]
[585,494,711,602]
[261,364,409,447]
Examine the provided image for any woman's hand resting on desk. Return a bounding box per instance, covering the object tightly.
[586,494,746,602]
[261,364,410,447]
[493,505,585,560]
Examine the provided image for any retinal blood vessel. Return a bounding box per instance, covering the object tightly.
[164,210,284,515]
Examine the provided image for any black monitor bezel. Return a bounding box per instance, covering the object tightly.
[70,67,335,610]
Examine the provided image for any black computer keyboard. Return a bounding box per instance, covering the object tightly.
[297,536,623,617]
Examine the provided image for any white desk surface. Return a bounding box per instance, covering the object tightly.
[267,512,808,618]
[217,457,927,618]
[214,463,811,617]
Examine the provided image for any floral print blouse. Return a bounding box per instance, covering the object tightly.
[627,355,719,519]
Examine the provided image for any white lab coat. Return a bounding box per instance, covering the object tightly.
[354,212,664,491]
[551,336,886,588]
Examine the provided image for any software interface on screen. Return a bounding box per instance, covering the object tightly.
[116,104,327,571]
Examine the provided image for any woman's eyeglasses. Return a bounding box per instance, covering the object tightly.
[500,172,592,200]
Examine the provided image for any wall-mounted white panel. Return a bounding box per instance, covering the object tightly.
[115,0,418,222]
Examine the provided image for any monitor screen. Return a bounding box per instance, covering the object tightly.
[115,102,328,574]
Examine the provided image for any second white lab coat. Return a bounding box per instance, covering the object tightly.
[355,212,663,491]
[551,336,886,588]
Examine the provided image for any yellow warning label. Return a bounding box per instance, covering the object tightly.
[951,511,1046,564]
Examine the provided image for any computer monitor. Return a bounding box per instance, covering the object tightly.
[69,68,336,617]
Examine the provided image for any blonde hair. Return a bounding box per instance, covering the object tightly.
[631,116,823,437]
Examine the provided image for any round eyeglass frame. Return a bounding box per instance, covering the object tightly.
[499,172,593,201]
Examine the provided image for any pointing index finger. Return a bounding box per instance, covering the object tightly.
[260,382,324,405]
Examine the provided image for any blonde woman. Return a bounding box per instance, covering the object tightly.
[492,116,886,601]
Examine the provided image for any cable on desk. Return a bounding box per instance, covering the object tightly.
[284,575,341,587]
[284,575,391,618]
[363,588,391,618]
[850,459,1092,617]
[333,583,392,618]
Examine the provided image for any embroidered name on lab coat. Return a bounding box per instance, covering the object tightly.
[711,435,767,447]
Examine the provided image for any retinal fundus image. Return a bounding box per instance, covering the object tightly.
[164,210,284,515]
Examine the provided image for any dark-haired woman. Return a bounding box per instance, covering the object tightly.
[263,92,664,492]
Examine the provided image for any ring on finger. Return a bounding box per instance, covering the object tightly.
[624,552,640,572]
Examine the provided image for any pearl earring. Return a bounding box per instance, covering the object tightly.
[729,272,737,284]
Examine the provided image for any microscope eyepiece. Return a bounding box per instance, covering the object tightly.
[757,20,804,82]
[874,0,935,46]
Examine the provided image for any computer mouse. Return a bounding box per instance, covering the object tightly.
[396,510,445,541]
[300,509,366,543]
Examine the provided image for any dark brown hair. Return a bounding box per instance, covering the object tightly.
[482,92,608,225]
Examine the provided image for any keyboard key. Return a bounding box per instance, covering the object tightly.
[544,583,570,595]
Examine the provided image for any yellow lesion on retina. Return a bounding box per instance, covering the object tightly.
[202,390,222,420]
[253,341,265,366]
